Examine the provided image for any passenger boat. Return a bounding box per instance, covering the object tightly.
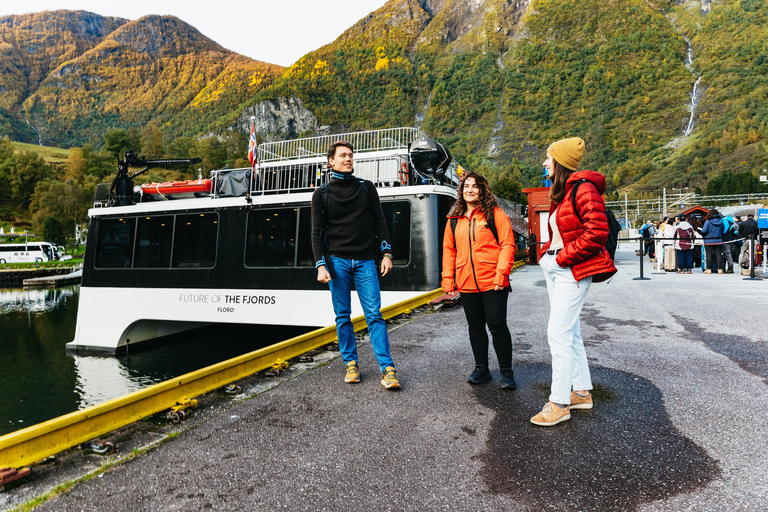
[68,127,528,354]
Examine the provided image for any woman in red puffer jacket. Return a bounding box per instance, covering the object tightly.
[531,137,617,428]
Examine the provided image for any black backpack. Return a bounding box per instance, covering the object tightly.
[570,179,621,261]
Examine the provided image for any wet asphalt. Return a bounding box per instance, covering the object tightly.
[12,245,768,511]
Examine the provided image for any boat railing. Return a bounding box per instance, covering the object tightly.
[257,127,427,163]
[93,183,111,207]
[252,153,409,195]
[497,197,529,235]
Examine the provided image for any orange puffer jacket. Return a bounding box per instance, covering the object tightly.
[540,170,617,283]
[442,207,516,293]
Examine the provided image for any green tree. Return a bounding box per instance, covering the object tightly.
[103,129,133,161]
[223,131,247,167]
[141,125,165,158]
[4,151,51,209]
[127,127,141,156]
[492,173,524,203]
[30,178,92,238]
[167,136,198,158]
[82,144,115,181]
[42,216,66,246]
[197,137,226,172]
[0,137,15,212]
[65,148,87,183]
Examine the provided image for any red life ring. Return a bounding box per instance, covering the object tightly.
[399,162,408,186]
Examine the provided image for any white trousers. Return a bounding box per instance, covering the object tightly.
[540,253,593,405]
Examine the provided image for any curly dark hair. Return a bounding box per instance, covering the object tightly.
[448,172,498,220]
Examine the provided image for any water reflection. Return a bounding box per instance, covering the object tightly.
[0,285,310,436]
[0,286,79,435]
[0,287,77,318]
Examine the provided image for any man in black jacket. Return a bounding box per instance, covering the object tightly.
[738,213,759,267]
[311,140,400,390]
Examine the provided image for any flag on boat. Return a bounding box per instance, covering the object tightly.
[247,121,257,168]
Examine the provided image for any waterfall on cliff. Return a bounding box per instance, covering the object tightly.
[415,92,432,128]
[683,38,703,136]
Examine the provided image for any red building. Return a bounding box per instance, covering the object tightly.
[521,186,551,264]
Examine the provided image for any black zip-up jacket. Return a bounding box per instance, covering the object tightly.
[738,218,758,239]
[311,174,391,266]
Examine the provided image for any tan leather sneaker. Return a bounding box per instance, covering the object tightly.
[570,391,593,410]
[530,402,571,426]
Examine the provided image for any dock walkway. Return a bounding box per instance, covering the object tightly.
[7,246,768,511]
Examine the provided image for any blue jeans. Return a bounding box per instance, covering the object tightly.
[676,249,694,270]
[327,256,394,372]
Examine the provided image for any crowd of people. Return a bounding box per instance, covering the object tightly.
[639,211,760,274]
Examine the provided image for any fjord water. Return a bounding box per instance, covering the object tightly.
[0,286,308,436]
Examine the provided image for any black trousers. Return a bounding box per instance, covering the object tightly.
[461,290,512,369]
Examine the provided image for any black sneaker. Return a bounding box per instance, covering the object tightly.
[468,366,491,384]
[500,369,517,390]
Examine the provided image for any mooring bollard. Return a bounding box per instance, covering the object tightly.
[634,237,649,280]
[745,235,761,281]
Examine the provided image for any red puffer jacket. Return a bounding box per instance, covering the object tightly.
[540,171,617,283]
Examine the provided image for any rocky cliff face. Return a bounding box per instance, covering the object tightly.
[236,97,318,141]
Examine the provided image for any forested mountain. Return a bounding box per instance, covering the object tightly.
[240,0,767,199]
[0,11,282,148]
[1,0,767,203]
[0,11,125,143]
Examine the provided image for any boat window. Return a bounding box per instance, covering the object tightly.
[134,216,174,268]
[296,207,314,266]
[245,208,298,267]
[95,218,136,268]
[172,213,218,268]
[381,201,411,265]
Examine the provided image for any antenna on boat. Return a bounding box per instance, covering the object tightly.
[109,151,202,207]
[408,136,452,185]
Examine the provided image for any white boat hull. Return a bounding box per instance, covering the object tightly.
[67,286,423,353]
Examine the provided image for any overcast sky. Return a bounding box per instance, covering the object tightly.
[0,0,390,67]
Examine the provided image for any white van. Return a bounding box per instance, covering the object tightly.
[0,242,64,264]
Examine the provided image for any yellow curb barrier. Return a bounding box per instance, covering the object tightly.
[0,288,443,469]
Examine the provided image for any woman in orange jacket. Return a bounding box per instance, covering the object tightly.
[442,172,517,389]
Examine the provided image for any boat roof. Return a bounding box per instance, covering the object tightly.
[93,127,463,212]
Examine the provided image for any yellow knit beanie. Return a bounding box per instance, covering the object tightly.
[547,137,584,171]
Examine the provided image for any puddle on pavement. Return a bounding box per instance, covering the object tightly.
[473,364,720,511]
[672,314,768,385]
